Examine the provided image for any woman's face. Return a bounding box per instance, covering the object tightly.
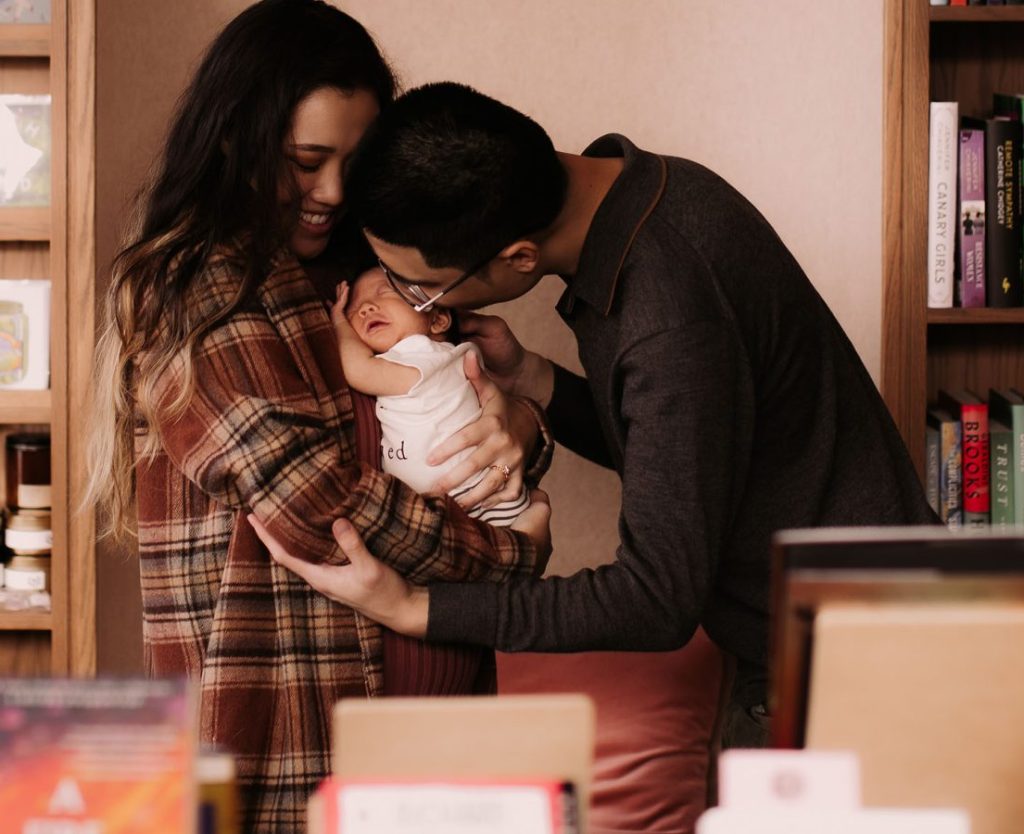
[280,86,380,260]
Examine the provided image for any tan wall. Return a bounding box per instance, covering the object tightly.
[93,0,884,670]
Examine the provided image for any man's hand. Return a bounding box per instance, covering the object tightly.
[247,515,430,638]
[457,311,555,406]
[427,351,531,508]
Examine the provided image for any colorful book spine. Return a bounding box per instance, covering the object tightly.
[927,406,963,529]
[928,102,958,308]
[990,417,1014,530]
[990,388,1024,525]
[984,117,1023,307]
[958,123,986,307]
[939,390,991,526]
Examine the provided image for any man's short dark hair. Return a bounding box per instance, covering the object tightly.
[346,82,568,270]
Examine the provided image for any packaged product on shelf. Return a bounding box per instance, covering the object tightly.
[0,0,51,23]
[4,507,51,556]
[0,280,49,389]
[0,94,51,206]
[5,431,50,508]
[4,553,48,592]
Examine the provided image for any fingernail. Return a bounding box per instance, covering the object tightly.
[332,518,351,536]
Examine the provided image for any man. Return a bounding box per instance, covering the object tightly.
[251,82,936,746]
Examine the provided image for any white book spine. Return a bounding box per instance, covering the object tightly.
[927,101,958,308]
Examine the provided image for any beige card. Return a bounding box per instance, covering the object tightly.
[806,601,1024,834]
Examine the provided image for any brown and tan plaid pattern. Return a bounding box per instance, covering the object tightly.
[134,249,540,833]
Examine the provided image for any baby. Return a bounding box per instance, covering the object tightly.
[332,267,530,526]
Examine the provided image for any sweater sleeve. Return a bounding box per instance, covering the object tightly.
[151,306,539,585]
[427,322,745,649]
[545,363,615,469]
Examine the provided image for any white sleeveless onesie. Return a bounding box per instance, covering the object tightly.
[375,334,529,526]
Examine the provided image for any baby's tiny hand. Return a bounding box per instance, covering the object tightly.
[331,282,350,329]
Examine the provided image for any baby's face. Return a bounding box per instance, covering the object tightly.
[346,268,435,353]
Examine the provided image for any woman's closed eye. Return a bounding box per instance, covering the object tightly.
[289,156,322,173]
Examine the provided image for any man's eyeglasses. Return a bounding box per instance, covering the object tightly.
[377,247,503,313]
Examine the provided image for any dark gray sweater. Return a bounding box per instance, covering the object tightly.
[428,135,936,691]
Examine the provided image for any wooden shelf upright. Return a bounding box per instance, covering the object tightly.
[0,0,96,676]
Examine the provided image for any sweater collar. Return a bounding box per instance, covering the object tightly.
[558,134,667,318]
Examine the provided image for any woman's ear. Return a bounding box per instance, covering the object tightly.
[429,307,452,336]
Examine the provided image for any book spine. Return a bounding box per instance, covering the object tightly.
[928,102,958,308]
[926,425,940,516]
[958,127,986,307]
[985,118,1024,307]
[1015,403,1024,525]
[961,402,990,525]
[940,418,963,528]
[990,421,1014,530]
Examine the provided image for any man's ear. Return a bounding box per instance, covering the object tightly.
[429,307,453,336]
[500,240,540,274]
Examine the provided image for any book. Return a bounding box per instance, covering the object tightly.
[994,93,1024,121]
[0,94,51,207]
[310,777,580,834]
[989,416,1014,530]
[990,388,1024,525]
[927,406,963,528]
[928,102,958,308]
[926,424,941,516]
[957,122,986,307]
[0,678,196,833]
[983,117,1023,307]
[939,389,990,526]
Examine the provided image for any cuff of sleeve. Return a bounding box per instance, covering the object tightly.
[544,363,576,440]
[515,395,554,487]
[426,581,499,646]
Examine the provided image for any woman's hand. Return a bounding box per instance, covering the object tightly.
[457,311,555,406]
[246,490,553,635]
[427,350,535,509]
[248,515,430,638]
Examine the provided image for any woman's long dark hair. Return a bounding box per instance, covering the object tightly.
[89,0,395,536]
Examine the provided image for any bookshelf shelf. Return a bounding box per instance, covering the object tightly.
[928,309,1024,325]
[0,612,51,631]
[930,6,1024,23]
[0,390,51,423]
[883,1,1024,481]
[0,24,49,56]
[0,208,49,241]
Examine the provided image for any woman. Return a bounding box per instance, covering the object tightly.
[87,2,550,831]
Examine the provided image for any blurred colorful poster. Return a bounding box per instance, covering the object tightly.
[0,677,195,833]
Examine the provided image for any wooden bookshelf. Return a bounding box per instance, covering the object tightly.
[0,611,51,631]
[0,24,49,57]
[882,0,1024,481]
[0,1,96,677]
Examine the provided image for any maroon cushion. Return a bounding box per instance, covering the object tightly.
[497,629,726,834]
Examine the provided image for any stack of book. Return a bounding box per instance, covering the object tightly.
[926,389,1024,529]
[927,94,1024,308]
